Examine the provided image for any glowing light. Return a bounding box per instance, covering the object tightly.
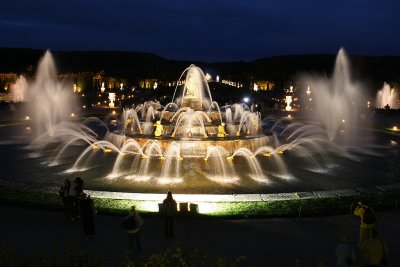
[243,97,249,103]
[226,156,234,160]
[288,114,292,118]
[285,95,293,111]
[103,148,112,153]
[306,86,311,95]
[70,113,75,117]
[108,92,116,108]
[342,119,346,123]
[393,126,398,131]
[112,110,116,115]
[263,153,271,157]
[25,116,30,120]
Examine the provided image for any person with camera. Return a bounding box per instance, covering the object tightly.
[354,201,376,246]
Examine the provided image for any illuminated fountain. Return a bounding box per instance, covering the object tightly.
[301,48,365,142]
[11,75,28,102]
[285,86,294,111]
[3,50,393,195]
[376,82,398,109]
[26,51,76,137]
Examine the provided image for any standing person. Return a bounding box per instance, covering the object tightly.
[80,193,95,240]
[361,229,388,267]
[336,236,357,267]
[123,206,143,252]
[58,179,71,220]
[163,191,177,238]
[69,179,79,220]
[75,177,84,195]
[354,201,375,246]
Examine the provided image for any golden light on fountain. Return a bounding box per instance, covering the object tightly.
[112,110,116,115]
[141,154,149,159]
[103,148,112,153]
[393,126,398,131]
[277,150,284,154]
[70,113,75,117]
[226,156,234,160]
[25,116,30,120]
[159,156,166,160]
[263,153,271,157]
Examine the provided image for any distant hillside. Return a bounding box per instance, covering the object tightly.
[1,48,399,86]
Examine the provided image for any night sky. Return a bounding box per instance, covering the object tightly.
[1,0,400,62]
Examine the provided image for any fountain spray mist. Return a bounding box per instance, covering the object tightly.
[28,51,77,137]
[301,48,366,143]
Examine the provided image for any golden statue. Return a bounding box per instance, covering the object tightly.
[154,121,163,137]
[217,123,228,137]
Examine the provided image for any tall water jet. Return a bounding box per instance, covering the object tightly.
[28,51,77,137]
[11,75,28,102]
[301,48,365,142]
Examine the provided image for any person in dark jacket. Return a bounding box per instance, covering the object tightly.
[80,193,95,240]
[163,191,177,238]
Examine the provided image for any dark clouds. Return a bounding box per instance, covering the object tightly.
[1,0,399,61]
